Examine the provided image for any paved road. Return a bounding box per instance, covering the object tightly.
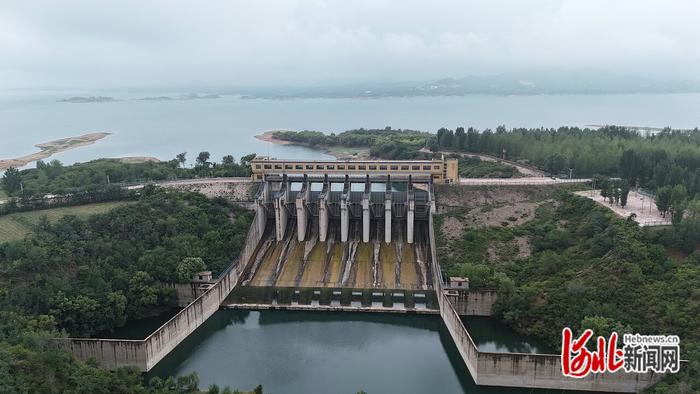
[459,177,590,185]
[419,148,546,177]
[126,177,253,190]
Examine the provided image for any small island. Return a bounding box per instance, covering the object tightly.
[58,96,117,103]
[0,132,111,170]
[138,96,174,101]
[137,93,221,101]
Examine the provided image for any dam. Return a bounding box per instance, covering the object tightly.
[62,162,666,393]
[226,173,438,312]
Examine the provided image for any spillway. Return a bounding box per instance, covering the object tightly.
[244,218,431,291]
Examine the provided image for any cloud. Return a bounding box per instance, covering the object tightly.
[0,0,699,88]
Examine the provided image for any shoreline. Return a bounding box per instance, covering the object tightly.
[255,130,370,160]
[254,130,296,145]
[0,132,111,170]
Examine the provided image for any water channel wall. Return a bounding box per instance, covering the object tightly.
[428,201,664,392]
[445,289,497,316]
[61,207,266,371]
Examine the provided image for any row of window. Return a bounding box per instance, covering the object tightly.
[255,163,441,171]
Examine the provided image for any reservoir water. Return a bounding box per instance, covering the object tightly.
[148,309,575,394]
[2,91,700,168]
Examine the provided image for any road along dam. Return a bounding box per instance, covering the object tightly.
[62,162,665,392]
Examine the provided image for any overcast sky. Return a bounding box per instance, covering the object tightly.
[1,0,699,89]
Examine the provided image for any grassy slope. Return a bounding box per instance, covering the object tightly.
[0,201,131,242]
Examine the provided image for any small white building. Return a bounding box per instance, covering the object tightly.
[446,276,469,290]
[192,271,213,283]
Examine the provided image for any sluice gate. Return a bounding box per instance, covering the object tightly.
[243,174,433,292]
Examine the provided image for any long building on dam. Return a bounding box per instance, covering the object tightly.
[62,159,666,393]
[250,156,460,184]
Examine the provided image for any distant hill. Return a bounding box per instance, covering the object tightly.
[58,96,116,103]
[238,72,700,99]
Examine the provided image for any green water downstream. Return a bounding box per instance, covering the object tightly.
[145,310,579,394]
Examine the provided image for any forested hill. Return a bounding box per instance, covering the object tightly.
[435,190,700,393]
[0,188,255,393]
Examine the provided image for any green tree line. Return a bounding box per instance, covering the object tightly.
[1,152,256,199]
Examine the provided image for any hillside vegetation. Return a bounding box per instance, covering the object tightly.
[0,201,131,242]
[0,188,255,393]
[436,189,699,393]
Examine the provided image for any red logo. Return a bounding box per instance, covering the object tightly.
[561,327,624,378]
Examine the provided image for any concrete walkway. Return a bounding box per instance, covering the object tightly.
[460,177,590,186]
[575,190,671,226]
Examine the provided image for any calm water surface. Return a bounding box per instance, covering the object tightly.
[148,310,577,394]
[2,91,700,167]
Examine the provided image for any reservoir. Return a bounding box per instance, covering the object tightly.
[147,310,572,394]
[2,91,700,168]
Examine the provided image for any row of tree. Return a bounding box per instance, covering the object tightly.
[1,152,256,199]
[599,178,630,207]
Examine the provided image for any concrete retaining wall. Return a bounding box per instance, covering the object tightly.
[61,339,148,371]
[62,208,266,371]
[167,283,208,307]
[428,206,480,379]
[445,290,497,316]
[477,352,663,392]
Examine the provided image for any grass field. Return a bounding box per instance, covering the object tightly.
[0,201,131,242]
[0,188,7,199]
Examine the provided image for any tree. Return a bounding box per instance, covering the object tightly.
[618,149,638,182]
[196,152,211,167]
[437,127,453,148]
[221,155,235,166]
[176,152,187,168]
[620,180,630,207]
[670,184,688,225]
[239,153,257,167]
[544,153,567,176]
[176,257,207,283]
[600,178,610,200]
[454,127,466,150]
[656,186,672,216]
[1,166,22,194]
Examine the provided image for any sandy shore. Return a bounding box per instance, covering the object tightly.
[254,130,370,160]
[0,132,111,170]
[254,130,295,145]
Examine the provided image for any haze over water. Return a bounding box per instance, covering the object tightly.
[2,91,700,167]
